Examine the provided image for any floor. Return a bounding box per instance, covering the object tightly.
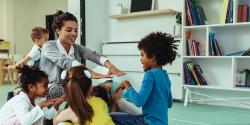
[1,84,250,125]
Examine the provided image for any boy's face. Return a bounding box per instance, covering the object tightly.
[36,33,49,48]
[30,77,49,98]
[140,49,154,71]
[57,21,78,45]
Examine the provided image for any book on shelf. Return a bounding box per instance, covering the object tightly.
[221,0,233,24]
[237,4,250,22]
[209,32,223,56]
[236,69,250,87]
[241,48,250,56]
[184,62,208,85]
[225,50,246,56]
[185,0,207,26]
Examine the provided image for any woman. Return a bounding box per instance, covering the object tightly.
[40,10,125,99]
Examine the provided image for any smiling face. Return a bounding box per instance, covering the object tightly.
[140,49,154,71]
[30,77,49,98]
[57,21,78,45]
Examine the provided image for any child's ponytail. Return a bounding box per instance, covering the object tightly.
[64,66,94,125]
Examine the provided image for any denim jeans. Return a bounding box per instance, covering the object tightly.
[110,112,147,125]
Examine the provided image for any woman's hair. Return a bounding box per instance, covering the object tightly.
[31,26,48,42]
[52,10,78,32]
[17,65,48,93]
[138,32,178,66]
[64,66,93,125]
[91,85,111,107]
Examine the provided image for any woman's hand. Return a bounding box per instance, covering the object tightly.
[104,60,126,77]
[91,71,113,79]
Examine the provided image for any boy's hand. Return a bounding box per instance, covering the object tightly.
[121,80,132,89]
[53,95,66,110]
[8,65,16,71]
[113,88,123,104]
[38,99,56,108]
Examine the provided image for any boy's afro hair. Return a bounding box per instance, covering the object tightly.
[138,32,178,66]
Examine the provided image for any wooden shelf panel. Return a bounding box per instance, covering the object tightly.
[110,9,176,19]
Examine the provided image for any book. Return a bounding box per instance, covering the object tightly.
[241,48,250,56]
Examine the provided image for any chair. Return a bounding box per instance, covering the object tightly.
[8,54,24,84]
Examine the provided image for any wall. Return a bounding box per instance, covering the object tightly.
[68,0,81,44]
[0,0,14,53]
[105,0,184,97]
[13,0,67,55]
[85,0,109,69]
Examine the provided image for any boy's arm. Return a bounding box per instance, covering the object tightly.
[9,56,31,70]
[168,90,173,108]
[123,72,154,107]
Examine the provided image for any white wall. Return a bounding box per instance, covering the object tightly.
[12,0,67,55]
[68,0,81,44]
[0,0,14,53]
[85,0,109,68]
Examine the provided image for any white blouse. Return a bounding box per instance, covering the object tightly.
[0,92,57,125]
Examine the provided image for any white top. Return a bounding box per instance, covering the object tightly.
[27,44,41,66]
[56,40,108,79]
[56,40,108,67]
[0,92,57,125]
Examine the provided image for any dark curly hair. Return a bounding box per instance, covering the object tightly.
[17,65,48,93]
[52,10,78,33]
[138,32,178,66]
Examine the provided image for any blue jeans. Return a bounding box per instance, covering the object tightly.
[110,112,147,125]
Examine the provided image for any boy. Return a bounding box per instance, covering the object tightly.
[9,26,49,69]
[112,32,178,125]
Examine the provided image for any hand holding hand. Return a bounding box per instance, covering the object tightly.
[38,99,56,108]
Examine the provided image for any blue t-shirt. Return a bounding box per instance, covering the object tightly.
[125,68,173,125]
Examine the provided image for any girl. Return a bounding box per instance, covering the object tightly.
[0,65,64,125]
[53,66,114,125]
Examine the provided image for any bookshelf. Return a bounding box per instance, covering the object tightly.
[110,9,176,19]
[183,0,250,107]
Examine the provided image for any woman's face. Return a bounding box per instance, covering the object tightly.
[57,20,78,45]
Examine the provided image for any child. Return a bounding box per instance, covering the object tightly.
[53,66,114,125]
[112,32,178,125]
[0,65,64,125]
[9,26,49,69]
[92,81,142,115]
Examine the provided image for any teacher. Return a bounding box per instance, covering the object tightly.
[40,10,125,99]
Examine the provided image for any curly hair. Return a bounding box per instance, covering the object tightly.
[138,32,178,66]
[52,10,78,33]
[17,65,48,93]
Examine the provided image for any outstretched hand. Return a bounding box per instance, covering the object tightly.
[91,71,113,79]
[38,99,57,109]
[53,95,66,110]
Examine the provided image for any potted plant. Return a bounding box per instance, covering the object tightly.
[115,0,128,14]
[173,12,182,38]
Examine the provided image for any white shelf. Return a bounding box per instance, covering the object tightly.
[183,56,233,59]
[182,0,250,107]
[110,9,176,19]
[183,85,250,92]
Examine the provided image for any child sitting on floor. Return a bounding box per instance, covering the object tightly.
[53,66,114,125]
[0,65,64,125]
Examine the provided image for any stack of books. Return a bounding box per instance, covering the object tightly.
[185,0,207,26]
[221,0,234,24]
[183,62,208,85]
[209,32,223,56]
